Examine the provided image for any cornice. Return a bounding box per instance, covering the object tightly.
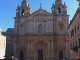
[68,7,80,29]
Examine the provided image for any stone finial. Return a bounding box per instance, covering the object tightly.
[17,5,19,7]
[0,27,2,35]
[77,0,80,6]
[17,5,19,9]
[64,2,67,7]
[53,3,54,5]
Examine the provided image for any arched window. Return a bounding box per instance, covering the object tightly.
[22,9,25,15]
[38,24,43,34]
[57,7,61,13]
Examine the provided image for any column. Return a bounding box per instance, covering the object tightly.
[28,42,30,58]
[51,41,54,59]
[66,40,69,58]
[48,41,50,60]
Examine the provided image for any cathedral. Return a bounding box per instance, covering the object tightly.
[13,0,69,60]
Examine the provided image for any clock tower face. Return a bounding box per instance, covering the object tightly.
[21,18,25,22]
[57,17,62,21]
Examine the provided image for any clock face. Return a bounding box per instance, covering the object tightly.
[21,18,25,22]
[57,17,62,21]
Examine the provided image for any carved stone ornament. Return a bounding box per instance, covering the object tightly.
[34,13,48,16]
[35,40,47,46]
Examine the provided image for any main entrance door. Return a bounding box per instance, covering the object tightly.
[59,51,63,60]
[19,51,24,60]
[38,49,43,60]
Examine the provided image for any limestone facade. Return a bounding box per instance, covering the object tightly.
[13,0,69,60]
[68,6,80,60]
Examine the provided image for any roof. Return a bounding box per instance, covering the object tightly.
[68,7,80,29]
[31,8,52,16]
[2,32,6,36]
[6,28,14,32]
[6,28,14,36]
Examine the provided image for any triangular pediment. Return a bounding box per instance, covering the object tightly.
[32,8,52,16]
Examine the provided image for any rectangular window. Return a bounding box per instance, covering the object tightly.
[71,31,72,38]
[77,23,79,30]
[73,42,74,47]
[79,38,80,46]
[75,26,76,34]
[75,40,77,46]
[71,29,74,38]
[70,43,72,48]
[72,29,74,36]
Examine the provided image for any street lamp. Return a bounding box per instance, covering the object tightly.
[12,56,14,60]
[3,56,5,60]
[12,56,18,60]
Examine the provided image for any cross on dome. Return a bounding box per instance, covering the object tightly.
[40,3,42,9]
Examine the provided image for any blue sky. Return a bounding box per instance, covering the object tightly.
[0,0,78,32]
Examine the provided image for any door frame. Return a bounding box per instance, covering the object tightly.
[38,49,43,60]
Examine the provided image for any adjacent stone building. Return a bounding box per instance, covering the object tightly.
[0,28,6,59]
[5,28,14,58]
[68,0,80,59]
[13,0,69,60]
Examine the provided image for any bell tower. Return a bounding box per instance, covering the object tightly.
[51,0,69,34]
[14,0,32,35]
[52,0,67,15]
[16,0,32,17]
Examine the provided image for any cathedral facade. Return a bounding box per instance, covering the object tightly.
[13,0,69,60]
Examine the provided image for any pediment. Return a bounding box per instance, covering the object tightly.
[35,40,47,46]
[17,47,26,51]
[32,9,52,16]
